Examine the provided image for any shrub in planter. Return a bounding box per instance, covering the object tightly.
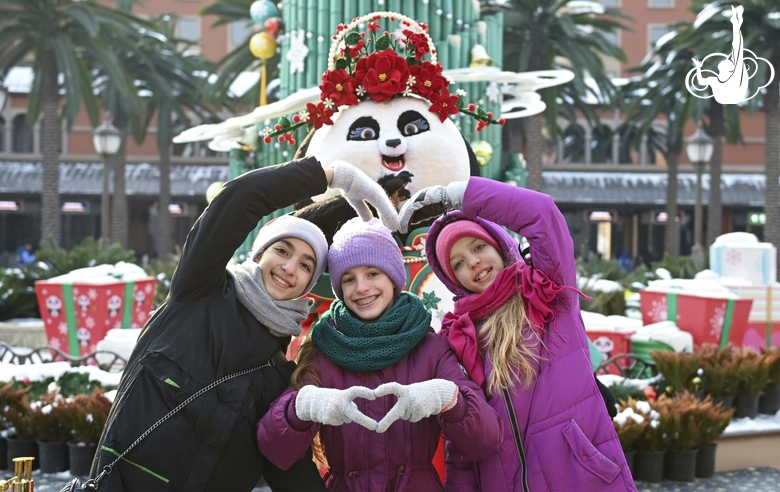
[650,351,703,396]
[690,395,735,478]
[662,392,703,481]
[625,397,671,483]
[759,347,780,415]
[733,348,770,419]
[697,344,739,408]
[30,391,72,473]
[613,399,650,475]
[59,389,112,476]
[0,382,30,471]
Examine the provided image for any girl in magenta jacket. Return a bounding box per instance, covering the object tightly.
[400,178,636,491]
[257,217,501,492]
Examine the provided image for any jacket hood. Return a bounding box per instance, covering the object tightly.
[426,210,521,300]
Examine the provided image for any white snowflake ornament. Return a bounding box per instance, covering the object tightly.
[287,30,309,75]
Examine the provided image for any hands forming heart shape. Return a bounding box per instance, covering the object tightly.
[295,380,458,434]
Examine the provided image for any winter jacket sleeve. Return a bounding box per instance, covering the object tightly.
[171,157,327,301]
[461,177,575,290]
[435,343,502,462]
[257,385,321,470]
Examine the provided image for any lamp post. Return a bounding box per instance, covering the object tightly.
[93,121,122,246]
[684,127,714,254]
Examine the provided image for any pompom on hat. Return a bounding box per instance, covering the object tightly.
[250,215,328,296]
[328,217,406,301]
[435,220,502,286]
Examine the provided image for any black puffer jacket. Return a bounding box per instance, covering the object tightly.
[91,158,329,491]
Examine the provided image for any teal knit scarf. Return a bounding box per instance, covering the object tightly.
[311,292,432,372]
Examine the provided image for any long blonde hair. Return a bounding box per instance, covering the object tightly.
[478,291,544,396]
[289,337,328,468]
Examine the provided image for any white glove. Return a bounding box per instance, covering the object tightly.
[329,162,401,232]
[373,379,458,433]
[398,181,468,233]
[295,385,378,431]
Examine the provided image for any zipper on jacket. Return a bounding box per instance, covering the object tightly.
[392,465,405,492]
[503,389,529,492]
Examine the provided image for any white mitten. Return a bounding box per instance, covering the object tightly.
[329,162,401,232]
[373,379,458,433]
[295,385,378,430]
[398,181,467,233]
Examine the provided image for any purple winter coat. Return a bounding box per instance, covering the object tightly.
[427,178,637,491]
[257,331,502,492]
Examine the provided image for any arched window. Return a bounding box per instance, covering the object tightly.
[12,114,34,153]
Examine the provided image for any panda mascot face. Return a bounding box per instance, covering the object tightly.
[304,97,472,198]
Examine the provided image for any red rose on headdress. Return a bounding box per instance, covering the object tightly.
[408,61,447,99]
[320,69,358,107]
[306,102,335,129]
[407,32,430,60]
[354,49,410,103]
[428,89,460,122]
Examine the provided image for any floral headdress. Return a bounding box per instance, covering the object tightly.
[262,11,505,146]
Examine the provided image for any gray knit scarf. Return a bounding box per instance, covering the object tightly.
[227,260,312,337]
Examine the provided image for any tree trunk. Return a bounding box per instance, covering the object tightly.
[112,108,129,249]
[706,100,724,248]
[765,53,780,282]
[665,149,680,258]
[40,48,61,246]
[156,142,174,258]
[525,112,545,192]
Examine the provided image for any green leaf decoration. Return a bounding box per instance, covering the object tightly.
[279,116,291,128]
[456,98,464,110]
[335,58,348,70]
[344,32,362,45]
[375,35,391,51]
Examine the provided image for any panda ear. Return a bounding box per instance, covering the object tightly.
[293,127,317,160]
[462,134,481,177]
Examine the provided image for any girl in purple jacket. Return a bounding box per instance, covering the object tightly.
[399,178,637,491]
[257,217,501,492]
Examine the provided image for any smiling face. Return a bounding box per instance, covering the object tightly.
[449,236,506,294]
[305,97,471,198]
[257,238,316,301]
[340,266,395,322]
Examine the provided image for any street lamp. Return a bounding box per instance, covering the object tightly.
[93,121,122,246]
[684,127,714,253]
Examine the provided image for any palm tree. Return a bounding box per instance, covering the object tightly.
[621,22,703,258]
[685,0,780,277]
[0,0,143,246]
[489,0,629,191]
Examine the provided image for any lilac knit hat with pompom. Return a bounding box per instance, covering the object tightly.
[328,217,406,301]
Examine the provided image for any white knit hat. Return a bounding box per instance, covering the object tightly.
[250,215,328,296]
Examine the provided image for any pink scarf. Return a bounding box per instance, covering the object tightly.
[439,261,589,388]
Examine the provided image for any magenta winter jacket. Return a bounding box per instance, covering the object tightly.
[257,331,502,492]
[427,178,637,492]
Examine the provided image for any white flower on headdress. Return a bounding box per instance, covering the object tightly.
[407,75,416,87]
[356,85,366,97]
[323,98,336,110]
[455,88,467,97]
[299,110,310,122]
[263,127,272,137]
[445,75,455,85]
[402,87,413,97]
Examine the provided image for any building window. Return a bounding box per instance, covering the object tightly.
[597,0,620,6]
[11,114,33,153]
[649,0,673,7]
[649,25,670,49]
[602,30,619,48]
[230,20,253,48]
[176,18,200,43]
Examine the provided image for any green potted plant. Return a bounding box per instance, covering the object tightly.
[2,387,38,471]
[662,392,702,481]
[0,382,29,471]
[698,344,739,410]
[733,348,770,419]
[650,350,703,397]
[613,399,649,476]
[30,391,72,473]
[759,347,780,415]
[628,396,670,483]
[60,389,112,476]
[691,395,735,478]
